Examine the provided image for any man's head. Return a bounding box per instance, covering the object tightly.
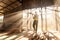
[35,11,37,15]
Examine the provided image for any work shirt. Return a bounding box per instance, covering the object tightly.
[33,15,38,20]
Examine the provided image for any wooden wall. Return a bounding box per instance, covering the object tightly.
[23,0,55,9]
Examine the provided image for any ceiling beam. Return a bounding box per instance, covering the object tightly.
[2,0,17,10]
[3,5,22,14]
[1,1,8,5]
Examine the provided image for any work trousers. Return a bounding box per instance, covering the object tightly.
[33,20,38,32]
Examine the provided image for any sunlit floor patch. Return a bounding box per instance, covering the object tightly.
[15,36,24,40]
[4,35,18,40]
[20,37,29,40]
[0,31,60,40]
[50,31,60,39]
[0,36,8,40]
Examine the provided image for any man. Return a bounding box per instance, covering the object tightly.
[33,13,38,32]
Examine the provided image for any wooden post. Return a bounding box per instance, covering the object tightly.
[45,7,47,31]
[41,0,43,31]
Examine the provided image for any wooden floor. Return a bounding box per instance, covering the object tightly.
[0,30,34,40]
[0,30,60,40]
